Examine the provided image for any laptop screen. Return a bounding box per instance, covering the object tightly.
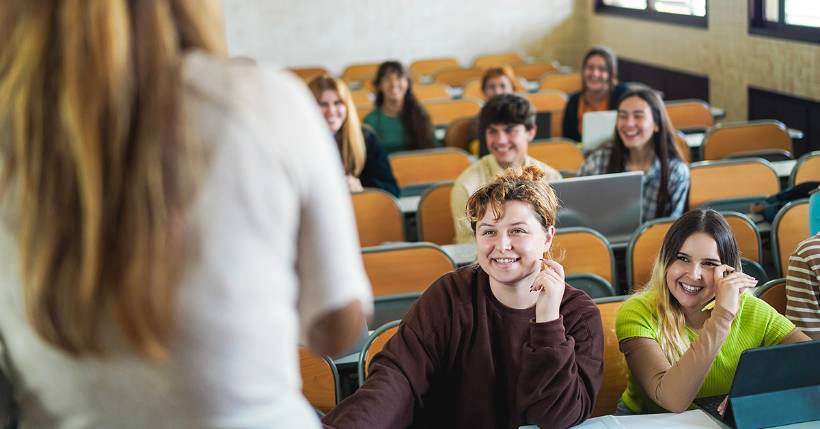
[550,171,643,245]
[582,110,617,153]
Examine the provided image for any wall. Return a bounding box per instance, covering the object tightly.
[222,0,585,74]
[586,0,820,121]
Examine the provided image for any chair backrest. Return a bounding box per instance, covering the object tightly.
[528,139,584,174]
[688,159,780,209]
[665,99,713,131]
[526,91,567,137]
[553,227,616,284]
[539,73,582,94]
[423,98,483,127]
[741,257,769,285]
[389,148,473,188]
[721,211,762,262]
[351,189,404,247]
[627,218,675,292]
[673,130,691,163]
[473,52,525,68]
[417,182,456,245]
[461,79,484,100]
[702,120,792,161]
[434,67,487,88]
[341,62,381,85]
[566,273,615,298]
[592,296,629,417]
[412,82,451,102]
[410,57,460,80]
[358,320,402,384]
[443,116,476,151]
[289,66,329,82]
[512,62,559,81]
[350,89,373,106]
[356,104,374,121]
[790,151,820,188]
[299,347,339,414]
[772,199,810,278]
[755,278,787,315]
[362,242,456,297]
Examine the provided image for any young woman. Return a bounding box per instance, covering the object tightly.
[323,166,603,429]
[579,86,689,221]
[562,46,629,142]
[308,75,399,197]
[364,61,434,153]
[616,209,810,414]
[0,1,370,427]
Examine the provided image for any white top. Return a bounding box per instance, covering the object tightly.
[0,52,372,428]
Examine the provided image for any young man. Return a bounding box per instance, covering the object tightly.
[450,93,562,243]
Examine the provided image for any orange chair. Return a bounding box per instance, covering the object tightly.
[350,89,373,106]
[755,278,787,315]
[688,159,780,209]
[412,82,451,102]
[423,99,483,127]
[434,67,487,88]
[513,62,559,81]
[289,66,329,82]
[358,320,401,383]
[721,211,762,262]
[771,200,810,278]
[362,242,455,298]
[527,139,584,174]
[539,73,582,94]
[790,151,820,187]
[443,116,477,152]
[410,57,460,81]
[356,104,374,121]
[553,227,616,284]
[417,182,456,245]
[673,130,692,163]
[389,148,472,188]
[299,347,339,414]
[351,189,404,247]
[702,120,792,161]
[525,91,568,138]
[341,62,381,86]
[473,52,525,68]
[627,218,675,292]
[461,79,485,99]
[665,99,714,131]
[592,296,629,417]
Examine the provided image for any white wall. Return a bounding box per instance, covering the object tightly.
[222,0,584,75]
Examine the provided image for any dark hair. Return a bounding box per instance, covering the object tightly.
[581,45,618,95]
[605,86,682,218]
[658,209,740,273]
[478,93,536,137]
[372,61,433,150]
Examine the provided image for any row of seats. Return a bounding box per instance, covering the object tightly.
[299,279,792,418]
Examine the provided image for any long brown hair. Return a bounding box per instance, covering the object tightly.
[372,61,434,150]
[0,0,225,358]
[308,75,367,176]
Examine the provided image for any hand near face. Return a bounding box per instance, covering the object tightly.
[530,259,565,323]
[713,265,757,315]
[346,175,363,193]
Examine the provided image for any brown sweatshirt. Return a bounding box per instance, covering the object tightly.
[322,265,604,429]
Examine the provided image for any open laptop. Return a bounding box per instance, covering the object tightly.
[694,340,820,429]
[581,110,617,153]
[550,171,643,245]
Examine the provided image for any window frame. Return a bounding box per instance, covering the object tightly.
[748,0,820,45]
[594,0,708,28]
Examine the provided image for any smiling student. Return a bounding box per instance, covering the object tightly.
[579,86,688,221]
[323,166,604,429]
[615,209,810,414]
[451,94,561,243]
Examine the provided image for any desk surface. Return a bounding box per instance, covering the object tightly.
[685,128,804,148]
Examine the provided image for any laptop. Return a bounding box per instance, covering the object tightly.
[581,110,617,153]
[549,171,643,245]
[694,340,820,429]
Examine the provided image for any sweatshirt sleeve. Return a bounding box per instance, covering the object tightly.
[516,290,604,428]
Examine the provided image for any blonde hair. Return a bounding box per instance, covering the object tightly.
[0,0,225,358]
[643,209,741,364]
[466,166,559,234]
[308,75,366,176]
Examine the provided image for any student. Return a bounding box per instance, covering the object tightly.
[561,46,629,142]
[451,94,562,244]
[616,209,810,414]
[471,66,523,157]
[579,86,689,221]
[364,61,434,153]
[323,166,604,429]
[0,1,371,427]
[785,186,820,339]
[308,75,400,197]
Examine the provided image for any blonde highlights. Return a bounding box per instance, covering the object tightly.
[0,0,225,358]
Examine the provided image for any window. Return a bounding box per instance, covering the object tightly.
[750,0,820,44]
[595,0,708,28]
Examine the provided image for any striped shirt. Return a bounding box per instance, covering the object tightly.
[785,233,820,339]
